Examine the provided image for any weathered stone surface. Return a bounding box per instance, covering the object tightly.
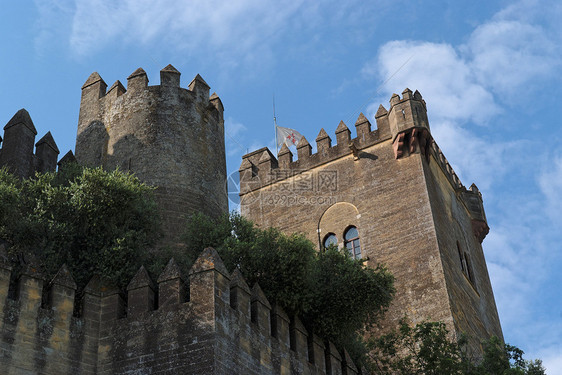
[51,264,77,290]
[0,108,60,177]
[75,65,228,245]
[189,247,229,277]
[57,149,77,167]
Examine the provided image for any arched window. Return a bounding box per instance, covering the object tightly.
[344,226,361,259]
[323,233,338,249]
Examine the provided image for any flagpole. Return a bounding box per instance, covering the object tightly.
[273,95,278,154]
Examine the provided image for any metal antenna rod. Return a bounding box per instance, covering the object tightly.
[273,95,279,154]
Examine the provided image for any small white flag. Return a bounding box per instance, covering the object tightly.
[276,125,303,149]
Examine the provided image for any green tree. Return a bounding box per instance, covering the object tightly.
[0,165,161,288]
[370,319,546,375]
[179,212,395,367]
[307,246,395,359]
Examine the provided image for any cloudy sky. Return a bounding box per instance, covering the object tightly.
[1,0,561,372]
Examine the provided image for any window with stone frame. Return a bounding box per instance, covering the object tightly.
[344,226,361,259]
[457,241,476,289]
[323,233,338,249]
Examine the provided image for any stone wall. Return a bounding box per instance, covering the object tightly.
[239,90,503,348]
[0,247,360,374]
[423,142,503,348]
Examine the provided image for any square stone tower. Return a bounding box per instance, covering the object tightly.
[239,89,503,348]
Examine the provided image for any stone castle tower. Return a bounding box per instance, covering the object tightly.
[75,65,228,242]
[239,89,503,347]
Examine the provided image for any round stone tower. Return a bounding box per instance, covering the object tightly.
[75,65,228,244]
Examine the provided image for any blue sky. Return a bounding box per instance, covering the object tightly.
[1,0,561,372]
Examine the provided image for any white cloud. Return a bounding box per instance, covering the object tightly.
[466,20,559,98]
[538,156,562,221]
[68,0,307,59]
[429,120,523,190]
[37,0,385,72]
[372,41,499,125]
[364,0,562,191]
[482,187,562,370]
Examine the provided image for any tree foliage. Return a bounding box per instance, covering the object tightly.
[0,167,545,373]
[370,318,546,375]
[0,165,161,288]
[180,212,395,366]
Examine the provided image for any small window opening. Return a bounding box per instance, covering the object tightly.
[344,226,361,259]
[464,252,475,285]
[457,242,466,273]
[458,241,476,289]
[323,233,338,249]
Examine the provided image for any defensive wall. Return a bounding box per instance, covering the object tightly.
[0,245,362,374]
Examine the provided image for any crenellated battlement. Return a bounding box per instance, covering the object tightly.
[0,68,501,372]
[240,112,388,194]
[240,90,435,194]
[0,247,361,374]
[428,141,490,242]
[78,65,223,124]
[0,109,60,178]
[75,65,228,244]
[430,140,463,190]
[240,90,474,198]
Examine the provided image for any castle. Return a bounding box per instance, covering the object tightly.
[0,66,502,374]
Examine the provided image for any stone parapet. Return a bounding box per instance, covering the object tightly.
[0,109,60,178]
[0,249,357,374]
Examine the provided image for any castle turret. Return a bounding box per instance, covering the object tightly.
[75,65,228,244]
[462,183,490,243]
[385,88,431,160]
